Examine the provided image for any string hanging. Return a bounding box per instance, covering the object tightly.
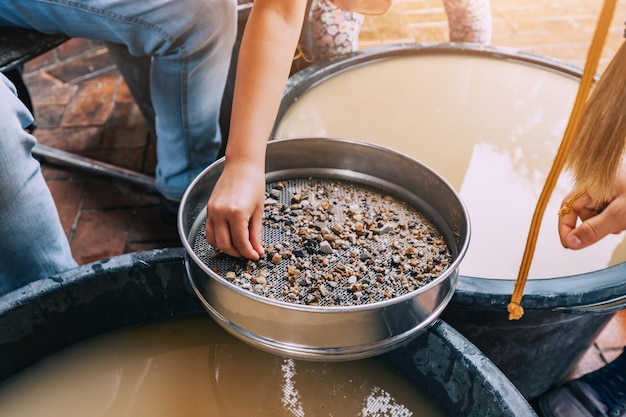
[508,0,618,320]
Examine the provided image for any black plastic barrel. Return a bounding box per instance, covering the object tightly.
[0,249,536,417]
[271,42,626,400]
[440,266,626,400]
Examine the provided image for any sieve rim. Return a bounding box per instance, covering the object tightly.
[177,137,470,360]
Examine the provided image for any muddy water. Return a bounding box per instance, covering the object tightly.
[274,52,626,279]
[0,317,444,417]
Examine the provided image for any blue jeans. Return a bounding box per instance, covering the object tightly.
[0,74,77,294]
[0,0,237,199]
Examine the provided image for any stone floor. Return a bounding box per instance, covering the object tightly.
[18,0,626,397]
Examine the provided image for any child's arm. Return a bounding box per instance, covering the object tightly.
[205,0,308,260]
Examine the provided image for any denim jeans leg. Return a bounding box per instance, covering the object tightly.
[105,43,156,136]
[0,75,77,295]
[0,0,237,199]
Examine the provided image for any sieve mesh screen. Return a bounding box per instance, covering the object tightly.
[191,178,451,307]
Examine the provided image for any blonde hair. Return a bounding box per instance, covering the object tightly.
[566,40,626,203]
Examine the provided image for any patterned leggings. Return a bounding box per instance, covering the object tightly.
[305,0,492,61]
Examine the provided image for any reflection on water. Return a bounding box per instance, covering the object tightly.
[274,52,626,279]
[0,317,444,417]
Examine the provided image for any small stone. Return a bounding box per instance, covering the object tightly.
[270,189,281,199]
[319,285,328,296]
[336,239,350,249]
[319,240,333,254]
[331,224,343,234]
[375,223,393,234]
[271,253,282,264]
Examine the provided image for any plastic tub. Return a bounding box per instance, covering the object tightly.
[271,42,626,399]
[0,249,536,416]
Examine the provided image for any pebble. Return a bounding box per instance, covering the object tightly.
[319,240,334,254]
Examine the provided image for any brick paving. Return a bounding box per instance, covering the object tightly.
[25,39,176,265]
[18,0,626,384]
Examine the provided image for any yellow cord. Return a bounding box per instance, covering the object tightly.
[508,0,617,320]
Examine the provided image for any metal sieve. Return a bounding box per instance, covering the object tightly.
[179,137,470,361]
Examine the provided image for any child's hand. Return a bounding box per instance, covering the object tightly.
[558,175,626,250]
[205,161,265,260]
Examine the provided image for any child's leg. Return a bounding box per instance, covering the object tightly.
[443,0,492,44]
[306,0,365,61]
